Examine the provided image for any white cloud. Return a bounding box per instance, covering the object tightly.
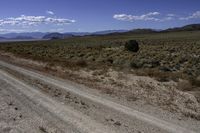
[7,15,46,26]
[147,12,160,16]
[165,17,173,20]
[46,10,55,15]
[113,12,183,22]
[159,16,174,22]
[45,17,76,25]
[113,12,160,22]
[0,28,26,33]
[179,11,200,20]
[167,14,175,17]
[0,15,76,26]
[113,11,200,22]
[9,15,46,22]
[0,20,19,25]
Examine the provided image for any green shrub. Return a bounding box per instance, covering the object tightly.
[125,40,139,52]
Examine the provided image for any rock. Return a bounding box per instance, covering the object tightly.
[174,64,181,70]
[114,121,121,126]
[125,40,139,52]
[159,66,172,72]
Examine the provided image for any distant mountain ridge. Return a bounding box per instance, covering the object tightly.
[42,32,74,39]
[93,30,128,35]
[109,24,200,36]
[0,32,46,39]
[0,36,34,40]
[12,36,34,40]
[0,24,199,40]
[127,29,157,34]
[163,24,200,32]
[0,37,6,40]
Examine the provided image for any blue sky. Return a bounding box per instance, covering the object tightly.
[0,0,200,33]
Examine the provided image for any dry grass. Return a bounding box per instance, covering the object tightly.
[177,80,193,91]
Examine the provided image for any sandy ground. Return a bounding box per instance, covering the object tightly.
[0,74,79,133]
[0,52,200,133]
[0,70,116,133]
[0,59,199,133]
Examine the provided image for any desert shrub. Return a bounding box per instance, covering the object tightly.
[130,59,143,68]
[189,77,200,87]
[107,58,113,64]
[39,126,48,133]
[75,60,88,67]
[130,59,160,69]
[125,40,139,52]
[177,80,193,91]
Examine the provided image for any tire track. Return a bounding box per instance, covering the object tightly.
[0,70,115,133]
[0,60,196,133]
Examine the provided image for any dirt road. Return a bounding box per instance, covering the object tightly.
[0,60,197,133]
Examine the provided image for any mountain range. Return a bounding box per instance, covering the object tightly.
[0,24,199,40]
[162,24,200,32]
[42,33,74,39]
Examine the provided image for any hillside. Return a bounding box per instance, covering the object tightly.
[43,32,74,39]
[0,32,46,39]
[128,29,157,34]
[0,37,6,40]
[93,30,128,35]
[164,24,200,32]
[12,36,34,40]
